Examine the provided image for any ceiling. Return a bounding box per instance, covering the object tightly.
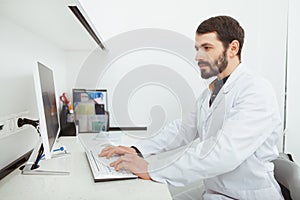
[0,0,289,53]
[0,0,98,50]
[0,0,240,52]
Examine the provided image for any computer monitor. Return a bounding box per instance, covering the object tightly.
[33,62,60,160]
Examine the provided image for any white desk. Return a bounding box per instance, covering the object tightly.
[0,134,172,200]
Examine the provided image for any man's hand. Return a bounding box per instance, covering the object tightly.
[110,154,151,180]
[99,145,151,180]
[99,145,137,158]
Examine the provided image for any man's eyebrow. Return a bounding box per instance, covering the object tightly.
[201,42,213,47]
[195,43,213,49]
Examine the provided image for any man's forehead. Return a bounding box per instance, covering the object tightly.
[195,32,219,46]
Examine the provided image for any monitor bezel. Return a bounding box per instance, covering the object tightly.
[33,62,61,160]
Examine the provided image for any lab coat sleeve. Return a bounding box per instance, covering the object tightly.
[134,98,203,157]
[147,79,282,186]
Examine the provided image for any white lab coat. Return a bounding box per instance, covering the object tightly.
[135,63,284,199]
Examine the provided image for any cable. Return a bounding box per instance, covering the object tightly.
[35,146,66,165]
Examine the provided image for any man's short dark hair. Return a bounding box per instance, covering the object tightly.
[196,16,245,61]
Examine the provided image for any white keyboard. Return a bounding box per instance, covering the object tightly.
[90,150,133,176]
[79,133,137,181]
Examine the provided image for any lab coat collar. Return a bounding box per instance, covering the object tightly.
[207,63,246,112]
[223,63,246,93]
[208,87,225,112]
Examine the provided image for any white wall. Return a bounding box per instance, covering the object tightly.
[64,50,92,95]
[75,0,288,141]
[0,16,67,170]
[286,0,300,163]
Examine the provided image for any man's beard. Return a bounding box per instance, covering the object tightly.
[199,50,228,79]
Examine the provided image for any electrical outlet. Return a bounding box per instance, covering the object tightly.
[0,118,14,139]
[0,119,11,138]
[0,111,29,139]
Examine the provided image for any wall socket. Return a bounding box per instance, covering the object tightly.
[0,111,29,140]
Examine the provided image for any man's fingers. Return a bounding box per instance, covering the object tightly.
[106,150,118,158]
[99,145,136,158]
[108,154,151,180]
[98,145,114,157]
[98,145,121,158]
[110,155,130,168]
[110,154,136,171]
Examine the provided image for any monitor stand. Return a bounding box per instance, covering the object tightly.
[21,137,70,175]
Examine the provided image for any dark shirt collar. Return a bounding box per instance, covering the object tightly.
[214,75,230,87]
[209,75,230,107]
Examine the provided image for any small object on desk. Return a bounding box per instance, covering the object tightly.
[68,104,74,114]
[60,92,70,105]
[60,109,75,137]
[61,104,69,124]
[67,113,74,123]
[95,104,105,115]
[59,92,76,136]
[67,104,74,123]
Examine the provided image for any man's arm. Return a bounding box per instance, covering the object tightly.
[99,96,203,158]
[147,78,282,186]
[134,96,204,156]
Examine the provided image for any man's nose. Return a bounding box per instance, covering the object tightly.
[195,49,206,62]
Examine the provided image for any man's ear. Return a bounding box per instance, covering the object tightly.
[228,40,240,58]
